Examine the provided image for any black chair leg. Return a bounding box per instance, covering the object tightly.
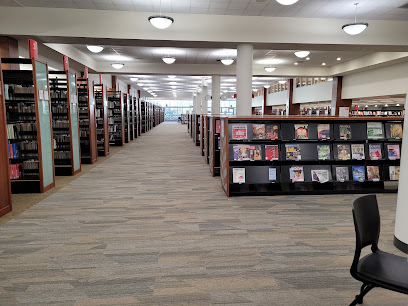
[350,283,374,306]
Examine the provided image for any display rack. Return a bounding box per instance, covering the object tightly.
[203,115,210,163]
[1,57,55,193]
[141,100,147,133]
[49,71,81,175]
[209,116,221,176]
[107,90,124,146]
[192,114,200,146]
[129,94,134,141]
[133,96,139,138]
[77,78,97,164]
[123,93,130,143]
[94,83,109,156]
[160,106,165,123]
[220,116,403,197]
[149,102,154,130]
[200,115,208,157]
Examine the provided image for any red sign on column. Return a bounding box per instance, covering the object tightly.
[63,55,69,71]
[28,39,38,59]
[83,66,88,79]
[99,74,103,84]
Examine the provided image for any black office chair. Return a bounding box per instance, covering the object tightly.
[350,194,408,305]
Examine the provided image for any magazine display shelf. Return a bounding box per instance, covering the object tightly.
[94,84,109,156]
[220,116,403,197]
[49,71,81,176]
[209,116,221,177]
[123,93,130,143]
[1,57,55,194]
[107,90,124,146]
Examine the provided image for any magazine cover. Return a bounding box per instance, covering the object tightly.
[266,124,279,140]
[352,166,365,182]
[337,144,351,160]
[215,120,221,134]
[336,167,349,182]
[232,124,247,140]
[367,122,383,139]
[232,168,245,184]
[389,166,400,181]
[390,123,403,139]
[369,144,382,160]
[295,124,309,139]
[387,144,400,160]
[265,145,279,161]
[367,166,380,181]
[268,168,277,181]
[351,144,365,160]
[311,169,329,183]
[339,124,352,139]
[233,145,250,161]
[249,145,262,161]
[317,124,330,140]
[252,124,266,139]
[317,144,331,160]
[290,166,304,182]
[286,144,301,160]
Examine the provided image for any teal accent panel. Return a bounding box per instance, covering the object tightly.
[69,73,80,172]
[34,61,54,189]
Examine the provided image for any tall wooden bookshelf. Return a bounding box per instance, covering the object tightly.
[123,93,130,143]
[107,90,124,146]
[133,96,139,138]
[130,94,134,141]
[141,100,147,133]
[1,57,55,193]
[94,84,109,156]
[49,71,81,176]
[77,78,97,164]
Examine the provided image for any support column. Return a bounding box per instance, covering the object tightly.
[331,76,352,116]
[236,44,253,116]
[201,86,208,115]
[394,93,408,254]
[195,92,201,114]
[211,75,221,115]
[286,79,299,115]
[263,88,272,115]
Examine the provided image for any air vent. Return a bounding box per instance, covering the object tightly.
[398,2,408,9]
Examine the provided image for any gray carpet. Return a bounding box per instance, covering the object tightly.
[0,122,406,305]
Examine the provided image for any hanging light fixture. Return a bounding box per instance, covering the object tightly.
[221,59,234,65]
[111,63,124,69]
[162,57,176,64]
[130,77,138,82]
[276,0,299,5]
[264,85,271,89]
[342,3,368,35]
[148,0,174,29]
[264,67,276,72]
[294,51,310,58]
[168,75,176,79]
[278,80,286,84]
[87,45,104,53]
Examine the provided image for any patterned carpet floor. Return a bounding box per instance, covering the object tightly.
[0,122,406,305]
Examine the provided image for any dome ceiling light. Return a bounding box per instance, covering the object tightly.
[276,0,299,5]
[221,59,234,65]
[87,45,104,53]
[342,3,368,35]
[278,80,287,84]
[162,57,176,64]
[148,0,174,29]
[294,51,310,58]
[168,75,176,79]
[111,63,124,69]
[264,85,271,89]
[264,67,277,72]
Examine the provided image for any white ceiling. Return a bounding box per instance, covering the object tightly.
[2,0,408,20]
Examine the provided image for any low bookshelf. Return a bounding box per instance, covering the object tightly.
[123,93,130,143]
[208,116,221,176]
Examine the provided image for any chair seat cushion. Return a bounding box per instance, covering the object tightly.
[357,250,408,292]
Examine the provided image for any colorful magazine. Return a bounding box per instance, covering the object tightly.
[351,144,365,160]
[387,144,400,160]
[317,124,330,140]
[233,145,250,161]
[339,124,352,139]
[337,144,351,160]
[249,145,262,161]
[311,169,330,183]
[268,168,277,181]
[369,144,382,160]
[367,166,380,181]
[389,166,400,181]
[295,124,309,139]
[266,124,279,140]
[317,144,330,160]
[290,166,304,182]
[252,124,266,139]
[336,167,349,182]
[265,145,279,161]
[215,120,221,134]
[286,144,301,160]
[232,168,245,184]
[367,122,383,139]
[352,166,365,182]
[232,124,247,140]
[390,123,403,139]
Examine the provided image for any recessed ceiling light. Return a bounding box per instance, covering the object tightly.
[294,62,298,65]
[385,104,388,107]
[143,87,149,91]
[264,85,271,88]
[264,67,276,72]
[168,75,176,79]
[306,57,310,61]
[87,45,104,53]
[137,83,142,86]
[322,62,326,66]
[375,105,378,107]
[276,0,299,5]
[148,16,174,29]
[337,57,341,61]
[130,77,138,82]
[169,81,178,85]
[342,3,368,35]
[221,59,234,65]
[294,51,310,58]
[365,105,368,108]
[111,63,124,69]
[396,104,400,106]
[162,57,176,64]
[278,80,286,84]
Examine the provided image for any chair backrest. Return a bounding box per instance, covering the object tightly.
[351,194,380,250]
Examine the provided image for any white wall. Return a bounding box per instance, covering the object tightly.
[266,90,287,106]
[293,81,332,104]
[252,95,263,107]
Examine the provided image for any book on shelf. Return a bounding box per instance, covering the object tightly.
[252,124,265,139]
[339,124,352,140]
[317,124,330,140]
[294,124,308,139]
[369,144,382,160]
[232,124,247,140]
[390,123,403,139]
[351,144,365,160]
[367,122,383,139]
[337,144,351,160]
[336,167,349,182]
[317,144,330,160]
[367,166,381,181]
[352,166,365,182]
[8,144,19,159]
[311,169,330,183]
[232,168,245,184]
[216,120,221,134]
[387,144,400,160]
[269,168,277,181]
[266,124,279,140]
[389,166,400,181]
[265,145,279,161]
[286,144,301,160]
[290,166,304,182]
